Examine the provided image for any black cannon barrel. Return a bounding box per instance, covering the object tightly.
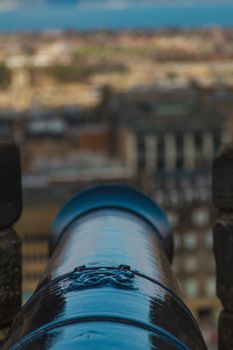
[3,185,207,350]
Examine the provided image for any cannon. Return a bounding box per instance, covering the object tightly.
[3,184,207,350]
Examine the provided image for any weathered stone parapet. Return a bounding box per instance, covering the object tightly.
[0,143,22,346]
[218,310,233,349]
[212,143,233,211]
[0,143,22,230]
[0,229,21,327]
[212,143,233,349]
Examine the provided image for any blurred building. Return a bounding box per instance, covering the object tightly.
[7,84,233,328]
[153,173,218,309]
[98,84,233,326]
[100,85,231,175]
[17,152,135,299]
[0,103,133,299]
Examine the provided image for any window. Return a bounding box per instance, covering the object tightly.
[170,190,179,206]
[155,190,165,206]
[184,256,197,273]
[184,188,194,203]
[192,208,209,227]
[184,232,197,250]
[205,230,213,249]
[167,211,179,228]
[205,277,216,297]
[184,278,199,298]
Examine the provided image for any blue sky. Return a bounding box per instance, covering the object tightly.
[1,0,233,30]
[0,0,233,13]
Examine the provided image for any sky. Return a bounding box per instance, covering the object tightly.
[1,0,233,30]
[1,0,233,11]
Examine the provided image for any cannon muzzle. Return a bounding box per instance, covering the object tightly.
[3,185,207,350]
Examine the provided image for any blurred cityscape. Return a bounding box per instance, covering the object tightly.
[2,27,233,349]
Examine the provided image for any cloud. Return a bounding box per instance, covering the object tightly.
[78,0,129,10]
[0,0,47,12]
[77,0,233,9]
[0,0,19,11]
[0,0,233,12]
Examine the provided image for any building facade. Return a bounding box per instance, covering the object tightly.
[99,85,233,324]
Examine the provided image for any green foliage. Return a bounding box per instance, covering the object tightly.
[0,63,11,89]
[45,64,89,83]
[25,59,128,85]
[73,46,154,60]
[28,62,128,84]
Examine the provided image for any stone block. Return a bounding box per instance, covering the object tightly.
[218,309,233,350]
[214,221,233,310]
[0,143,22,229]
[212,143,233,211]
[0,228,21,328]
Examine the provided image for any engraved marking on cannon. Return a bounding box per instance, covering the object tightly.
[61,267,137,292]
